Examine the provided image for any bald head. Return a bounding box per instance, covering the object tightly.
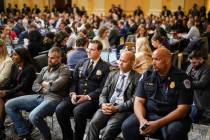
[121,51,135,61]
[152,48,172,75]
[153,48,172,61]
[119,51,135,72]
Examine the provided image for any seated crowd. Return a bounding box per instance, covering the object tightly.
[0,2,210,140]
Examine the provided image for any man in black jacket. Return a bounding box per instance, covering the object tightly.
[55,40,110,140]
[85,51,140,140]
[186,50,210,122]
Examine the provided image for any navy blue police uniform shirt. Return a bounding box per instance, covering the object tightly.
[135,66,193,116]
[71,58,110,100]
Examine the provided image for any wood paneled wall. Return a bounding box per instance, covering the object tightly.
[4,0,209,16]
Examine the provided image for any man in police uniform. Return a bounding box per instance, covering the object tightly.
[55,40,110,140]
[122,48,193,140]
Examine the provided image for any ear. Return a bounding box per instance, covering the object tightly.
[199,57,204,63]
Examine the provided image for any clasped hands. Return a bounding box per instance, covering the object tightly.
[70,92,90,105]
[101,103,118,115]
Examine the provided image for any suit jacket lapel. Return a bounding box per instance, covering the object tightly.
[83,59,90,76]
[194,64,205,79]
[88,58,104,77]
[109,71,120,99]
[124,71,132,91]
[113,72,120,88]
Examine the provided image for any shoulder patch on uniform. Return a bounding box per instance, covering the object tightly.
[183,79,191,89]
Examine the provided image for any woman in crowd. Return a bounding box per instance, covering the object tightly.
[135,24,152,54]
[1,26,17,55]
[134,51,152,74]
[93,26,110,50]
[151,34,165,50]
[0,39,13,88]
[0,47,36,138]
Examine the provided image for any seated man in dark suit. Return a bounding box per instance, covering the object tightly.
[55,40,110,140]
[85,51,140,140]
[122,48,193,140]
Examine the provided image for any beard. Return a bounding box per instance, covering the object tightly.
[48,63,60,70]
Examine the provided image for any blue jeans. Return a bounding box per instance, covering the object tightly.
[190,104,203,123]
[5,94,60,138]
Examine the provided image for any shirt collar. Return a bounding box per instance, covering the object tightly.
[90,57,100,65]
[120,70,130,77]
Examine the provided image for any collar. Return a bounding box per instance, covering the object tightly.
[120,70,131,77]
[47,64,61,72]
[90,57,100,65]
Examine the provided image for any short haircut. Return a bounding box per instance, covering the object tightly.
[111,19,118,26]
[123,51,135,62]
[49,47,62,57]
[98,26,108,38]
[151,34,162,43]
[189,50,204,59]
[76,37,88,47]
[89,40,103,51]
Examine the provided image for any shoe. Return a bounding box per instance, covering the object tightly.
[0,131,6,139]
[18,133,31,140]
[41,135,51,140]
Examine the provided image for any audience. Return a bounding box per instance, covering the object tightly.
[0,2,209,139]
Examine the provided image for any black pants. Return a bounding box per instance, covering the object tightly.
[55,97,98,140]
[85,109,130,140]
[122,114,191,140]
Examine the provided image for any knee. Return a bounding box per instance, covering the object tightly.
[73,106,82,118]
[55,103,65,116]
[166,121,190,138]
[5,99,15,114]
[55,102,72,119]
[102,125,115,136]
[29,112,39,125]
[121,119,130,133]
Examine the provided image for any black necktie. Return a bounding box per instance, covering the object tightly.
[88,61,94,74]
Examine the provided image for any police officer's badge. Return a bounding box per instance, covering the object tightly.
[183,79,191,89]
[96,70,102,76]
[170,81,175,89]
